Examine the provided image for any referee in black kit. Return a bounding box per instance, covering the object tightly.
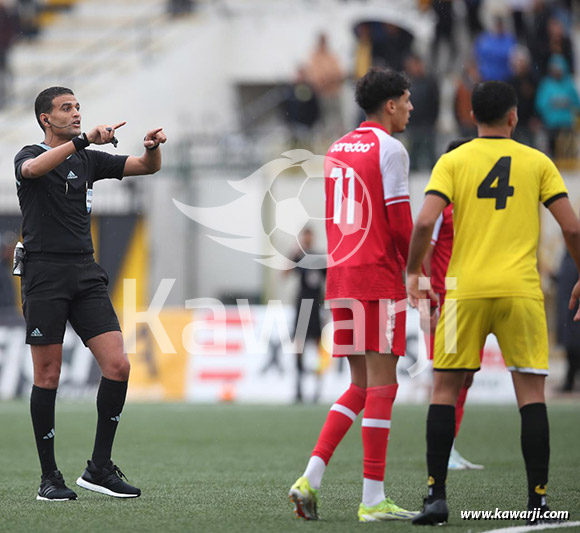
[14,86,167,501]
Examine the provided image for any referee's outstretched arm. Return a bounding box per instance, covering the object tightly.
[20,121,126,178]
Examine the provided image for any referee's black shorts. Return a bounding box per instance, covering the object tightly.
[21,253,121,346]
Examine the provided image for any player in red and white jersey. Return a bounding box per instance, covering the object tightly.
[289,69,417,522]
[324,121,412,304]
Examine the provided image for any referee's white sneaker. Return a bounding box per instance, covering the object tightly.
[76,460,141,498]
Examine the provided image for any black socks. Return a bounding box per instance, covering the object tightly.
[426,404,456,501]
[91,377,128,468]
[422,401,550,510]
[520,403,550,509]
[30,385,57,475]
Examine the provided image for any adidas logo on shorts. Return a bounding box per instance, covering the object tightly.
[67,171,78,180]
[30,328,43,337]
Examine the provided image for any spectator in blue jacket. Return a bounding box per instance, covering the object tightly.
[474,17,516,82]
[535,54,580,157]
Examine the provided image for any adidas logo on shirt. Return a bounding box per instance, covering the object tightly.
[67,171,78,180]
[30,328,43,337]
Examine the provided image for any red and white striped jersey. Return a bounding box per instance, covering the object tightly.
[324,121,410,300]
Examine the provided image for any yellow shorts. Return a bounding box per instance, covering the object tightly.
[433,297,549,375]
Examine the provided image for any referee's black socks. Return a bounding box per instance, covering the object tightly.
[520,402,550,509]
[30,385,58,475]
[426,404,455,502]
[91,377,128,468]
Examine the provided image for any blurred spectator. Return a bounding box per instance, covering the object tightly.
[0,0,18,109]
[530,0,572,45]
[474,17,517,82]
[431,0,456,72]
[531,16,574,78]
[167,0,194,17]
[306,33,344,141]
[354,23,373,80]
[507,0,533,42]
[404,53,440,170]
[556,250,580,392]
[16,0,39,40]
[454,60,479,137]
[283,66,320,148]
[373,23,413,72]
[535,54,580,158]
[509,46,539,147]
[464,0,483,39]
[529,0,552,43]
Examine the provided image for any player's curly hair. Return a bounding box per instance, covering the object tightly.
[34,86,74,130]
[471,81,518,125]
[355,68,410,115]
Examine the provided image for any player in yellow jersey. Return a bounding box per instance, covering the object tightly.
[406,81,580,526]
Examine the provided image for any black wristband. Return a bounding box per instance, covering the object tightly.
[72,132,90,151]
[146,143,159,151]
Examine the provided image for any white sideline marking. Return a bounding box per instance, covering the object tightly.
[482,520,580,533]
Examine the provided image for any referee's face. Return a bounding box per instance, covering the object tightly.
[47,94,82,138]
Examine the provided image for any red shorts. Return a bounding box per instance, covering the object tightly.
[329,299,406,357]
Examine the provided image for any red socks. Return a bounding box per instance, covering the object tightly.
[455,386,469,437]
[312,383,367,464]
[362,384,398,481]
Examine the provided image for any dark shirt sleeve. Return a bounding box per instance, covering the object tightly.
[14,145,42,184]
[89,150,129,183]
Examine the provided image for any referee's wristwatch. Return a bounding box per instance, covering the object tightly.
[144,135,159,151]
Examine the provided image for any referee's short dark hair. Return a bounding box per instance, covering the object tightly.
[355,68,410,115]
[471,81,518,126]
[34,86,75,130]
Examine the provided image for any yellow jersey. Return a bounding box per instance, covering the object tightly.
[425,137,568,300]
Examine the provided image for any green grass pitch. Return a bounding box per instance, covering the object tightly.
[0,401,578,532]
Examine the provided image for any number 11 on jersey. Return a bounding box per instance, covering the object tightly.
[331,167,355,225]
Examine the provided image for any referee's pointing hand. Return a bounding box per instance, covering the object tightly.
[143,128,167,150]
[86,122,126,145]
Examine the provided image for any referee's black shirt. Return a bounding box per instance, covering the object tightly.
[14,144,128,254]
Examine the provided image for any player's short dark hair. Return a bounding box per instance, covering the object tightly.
[445,138,473,153]
[355,68,410,115]
[471,81,518,125]
[34,86,74,130]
